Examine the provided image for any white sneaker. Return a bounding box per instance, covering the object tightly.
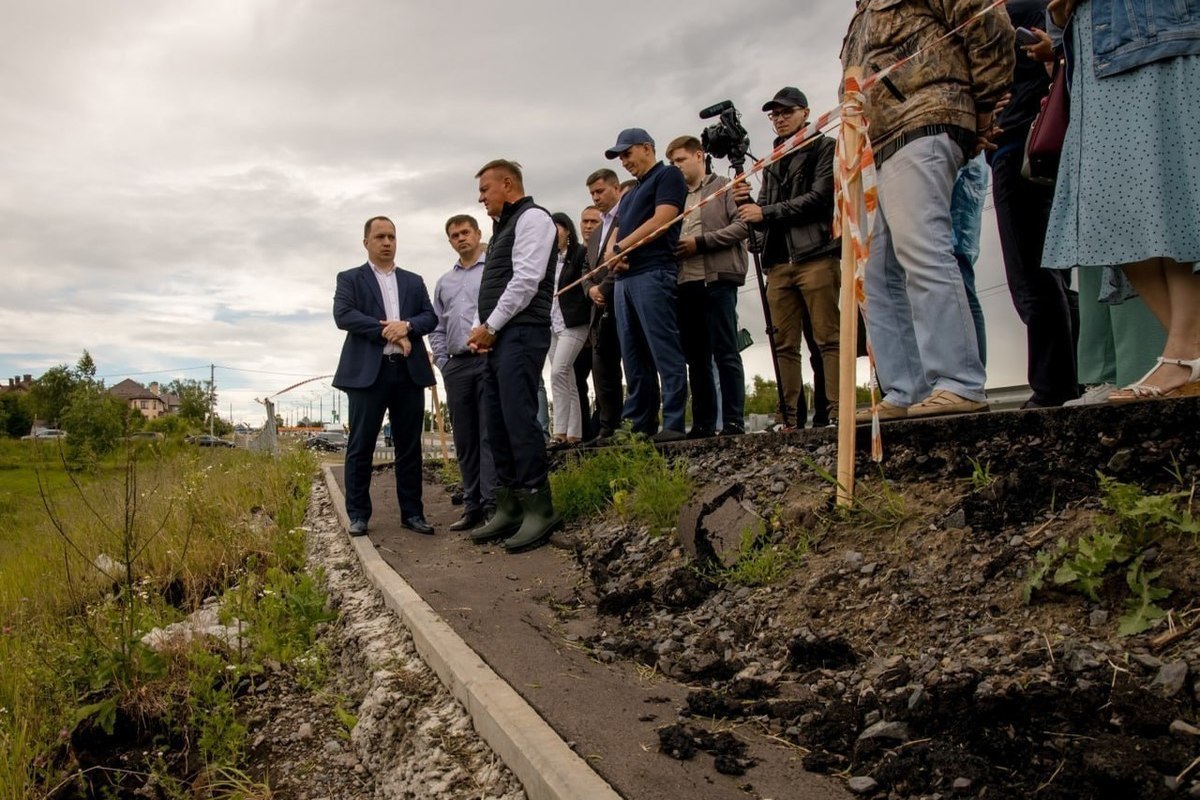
[1063,383,1116,406]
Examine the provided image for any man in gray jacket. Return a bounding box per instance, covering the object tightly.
[668,135,750,436]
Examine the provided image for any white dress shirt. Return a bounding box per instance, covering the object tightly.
[369,261,402,355]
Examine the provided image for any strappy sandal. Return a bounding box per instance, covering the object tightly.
[1109,356,1200,403]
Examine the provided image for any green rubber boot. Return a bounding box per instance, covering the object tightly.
[470,486,523,542]
[502,485,562,552]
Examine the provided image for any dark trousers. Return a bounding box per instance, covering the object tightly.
[573,344,595,441]
[992,147,1078,405]
[483,324,551,490]
[677,279,718,432]
[706,281,745,429]
[591,310,626,435]
[442,355,495,513]
[344,359,424,522]
[615,269,688,434]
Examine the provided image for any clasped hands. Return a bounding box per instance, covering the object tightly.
[380,319,412,357]
[466,324,496,353]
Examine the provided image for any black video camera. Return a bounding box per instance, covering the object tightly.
[699,100,750,165]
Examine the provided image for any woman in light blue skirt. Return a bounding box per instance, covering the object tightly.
[1043,0,1200,400]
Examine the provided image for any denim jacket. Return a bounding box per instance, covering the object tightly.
[1083,0,1200,77]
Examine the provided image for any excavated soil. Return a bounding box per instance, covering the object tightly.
[553,399,1200,799]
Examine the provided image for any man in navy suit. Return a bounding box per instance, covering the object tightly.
[333,216,438,536]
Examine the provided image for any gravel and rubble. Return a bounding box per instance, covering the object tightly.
[235,480,525,800]
[554,403,1200,799]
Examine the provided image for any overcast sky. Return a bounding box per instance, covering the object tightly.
[0,0,1028,426]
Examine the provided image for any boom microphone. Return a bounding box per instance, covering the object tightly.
[699,100,734,119]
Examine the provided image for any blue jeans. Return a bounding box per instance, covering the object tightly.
[867,135,986,405]
[954,251,987,368]
[614,269,688,433]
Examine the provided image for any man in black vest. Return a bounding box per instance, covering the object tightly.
[465,159,562,552]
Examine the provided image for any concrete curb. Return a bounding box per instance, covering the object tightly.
[321,466,622,800]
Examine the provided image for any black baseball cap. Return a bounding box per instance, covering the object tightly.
[762,87,809,112]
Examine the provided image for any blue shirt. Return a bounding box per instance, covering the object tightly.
[429,255,486,370]
[615,161,686,277]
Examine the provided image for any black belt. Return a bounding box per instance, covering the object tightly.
[874,124,976,168]
[449,351,479,359]
[382,353,407,363]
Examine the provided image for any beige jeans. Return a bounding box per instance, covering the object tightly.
[766,257,841,423]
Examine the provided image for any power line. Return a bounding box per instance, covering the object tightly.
[214,365,330,378]
[98,364,210,380]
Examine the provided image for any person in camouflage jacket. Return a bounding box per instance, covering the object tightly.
[841,0,1015,420]
[841,0,1016,166]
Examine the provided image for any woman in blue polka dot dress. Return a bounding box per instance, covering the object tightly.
[1043,0,1200,400]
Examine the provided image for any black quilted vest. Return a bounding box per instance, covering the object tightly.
[477,196,555,328]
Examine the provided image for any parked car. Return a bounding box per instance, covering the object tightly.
[126,431,165,441]
[188,434,235,448]
[304,431,347,452]
[21,428,67,440]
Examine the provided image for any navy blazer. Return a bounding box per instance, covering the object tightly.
[333,263,437,390]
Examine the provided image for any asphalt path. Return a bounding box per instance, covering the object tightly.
[330,465,849,800]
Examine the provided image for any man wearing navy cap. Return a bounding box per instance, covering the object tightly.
[734,87,841,429]
[604,128,689,443]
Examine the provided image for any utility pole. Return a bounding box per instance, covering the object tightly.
[209,363,216,437]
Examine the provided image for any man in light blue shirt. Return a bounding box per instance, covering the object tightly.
[430,214,495,531]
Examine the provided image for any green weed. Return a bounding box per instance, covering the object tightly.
[966,456,995,491]
[721,521,808,587]
[1023,475,1199,635]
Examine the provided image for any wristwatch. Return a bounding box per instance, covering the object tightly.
[484,323,498,337]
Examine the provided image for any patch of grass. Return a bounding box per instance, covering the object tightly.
[551,432,691,530]
[437,458,461,488]
[721,511,809,587]
[612,459,692,534]
[0,441,320,797]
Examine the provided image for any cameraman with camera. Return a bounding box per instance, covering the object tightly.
[734,87,840,430]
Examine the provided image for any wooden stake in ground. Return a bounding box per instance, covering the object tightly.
[428,353,450,464]
[836,68,866,507]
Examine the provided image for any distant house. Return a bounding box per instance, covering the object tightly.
[109,379,181,419]
[0,374,34,394]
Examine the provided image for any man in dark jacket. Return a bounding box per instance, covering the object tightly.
[464,159,561,552]
[333,216,438,537]
[735,87,841,429]
[580,169,627,441]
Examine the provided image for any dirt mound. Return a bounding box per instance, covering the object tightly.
[562,400,1200,798]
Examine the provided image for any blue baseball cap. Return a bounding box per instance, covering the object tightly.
[604,128,655,159]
